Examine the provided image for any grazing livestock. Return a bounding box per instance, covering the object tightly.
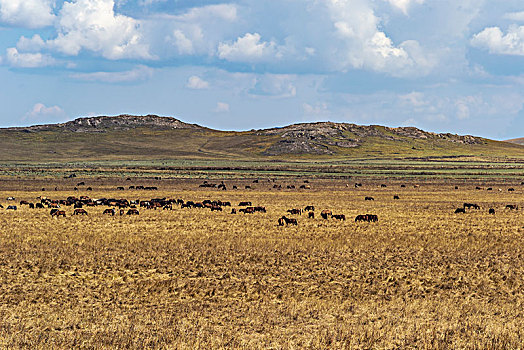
[355,214,378,222]
[254,206,266,213]
[0,204,3,208]
[20,200,30,206]
[278,217,285,226]
[50,209,59,216]
[308,212,314,219]
[6,197,15,201]
[239,207,255,214]
[355,183,363,188]
[117,187,125,191]
[103,208,115,216]
[6,205,17,210]
[230,208,237,214]
[77,182,85,186]
[305,205,315,211]
[51,210,66,217]
[86,187,92,191]
[245,186,252,190]
[73,209,88,215]
[381,184,387,188]
[232,186,238,190]
[401,184,406,188]
[287,208,302,215]
[36,203,44,208]
[281,216,298,226]
[487,188,492,191]
[127,209,139,215]
[333,214,346,221]
[29,203,34,209]
[239,202,252,206]
[508,188,515,192]
[475,186,482,190]
[489,208,495,215]
[321,210,332,219]
[455,208,466,214]
[393,195,400,200]
[506,205,518,210]
[455,186,459,189]
[211,205,222,211]
[463,203,480,210]
[365,197,374,201]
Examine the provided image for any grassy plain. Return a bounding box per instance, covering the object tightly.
[0,176,523,348]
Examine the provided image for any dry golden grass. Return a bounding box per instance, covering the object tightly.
[0,179,523,348]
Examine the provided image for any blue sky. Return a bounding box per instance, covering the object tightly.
[0,0,523,140]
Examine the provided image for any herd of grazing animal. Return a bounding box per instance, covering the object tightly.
[0,181,520,227]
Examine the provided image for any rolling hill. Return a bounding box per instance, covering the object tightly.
[506,137,524,146]
[0,114,522,162]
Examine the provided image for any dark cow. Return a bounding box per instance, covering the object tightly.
[281,216,298,226]
[239,207,255,214]
[103,208,115,216]
[278,217,285,226]
[36,203,44,209]
[333,214,346,221]
[321,210,332,219]
[489,208,495,215]
[305,205,315,211]
[455,208,466,214]
[73,208,88,215]
[163,204,172,210]
[455,186,459,189]
[245,186,252,190]
[86,187,93,191]
[287,208,302,215]
[20,200,30,206]
[127,209,140,215]
[6,205,17,210]
[308,212,314,219]
[239,201,252,206]
[393,195,400,200]
[254,206,266,213]
[355,214,378,222]
[0,204,3,208]
[365,196,374,201]
[29,203,35,209]
[463,203,480,210]
[51,210,66,217]
[211,205,222,211]
[508,188,515,192]
[401,184,406,188]
[77,182,85,186]
[487,188,492,191]
[230,208,237,214]
[506,204,518,210]
[74,202,83,208]
[117,187,125,191]
[381,184,387,188]
[475,186,482,190]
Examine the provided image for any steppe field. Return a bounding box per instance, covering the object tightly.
[0,175,523,349]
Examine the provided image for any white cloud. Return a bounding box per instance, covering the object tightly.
[504,12,524,22]
[186,75,209,89]
[0,0,55,28]
[303,102,329,115]
[386,0,425,15]
[171,29,197,55]
[5,47,56,68]
[16,34,45,52]
[24,103,65,120]
[214,102,230,113]
[249,74,296,98]
[471,25,524,56]
[173,4,237,22]
[48,0,153,60]
[69,65,154,83]
[325,0,433,76]
[218,33,279,63]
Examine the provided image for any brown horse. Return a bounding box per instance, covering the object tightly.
[51,210,66,217]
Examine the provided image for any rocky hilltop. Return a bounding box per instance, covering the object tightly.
[257,122,486,155]
[506,138,524,145]
[0,114,514,161]
[13,115,203,133]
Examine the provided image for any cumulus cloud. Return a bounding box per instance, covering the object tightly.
[23,103,66,120]
[4,47,56,68]
[218,33,279,63]
[47,0,153,60]
[186,75,209,89]
[16,34,45,52]
[214,102,230,113]
[303,102,329,115]
[69,65,154,83]
[471,25,524,56]
[0,0,55,28]
[325,0,433,76]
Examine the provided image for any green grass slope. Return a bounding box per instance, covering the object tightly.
[0,116,522,162]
